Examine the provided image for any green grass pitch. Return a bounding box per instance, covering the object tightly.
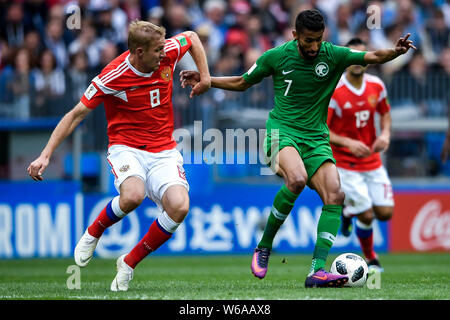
[0,253,448,300]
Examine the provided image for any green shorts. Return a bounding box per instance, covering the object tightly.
[263,128,336,185]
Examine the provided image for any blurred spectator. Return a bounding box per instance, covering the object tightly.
[443,0,450,27]
[122,0,141,21]
[68,20,106,70]
[225,0,252,54]
[0,2,28,48]
[32,49,66,116]
[8,48,34,119]
[394,0,424,48]
[43,18,68,69]
[203,0,228,58]
[95,3,127,50]
[147,6,165,26]
[67,51,89,105]
[0,39,11,72]
[183,0,206,29]
[425,8,450,55]
[23,30,43,68]
[99,42,119,70]
[438,47,450,75]
[254,0,288,41]
[23,0,48,36]
[330,2,353,45]
[163,3,193,37]
[246,14,272,53]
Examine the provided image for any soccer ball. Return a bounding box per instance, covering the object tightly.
[330,253,369,287]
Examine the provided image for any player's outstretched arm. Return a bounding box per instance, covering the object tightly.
[27,101,92,181]
[184,31,211,98]
[180,71,252,92]
[364,33,417,64]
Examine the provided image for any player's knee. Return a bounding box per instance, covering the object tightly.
[165,195,190,221]
[120,191,145,212]
[358,210,374,225]
[376,208,393,221]
[324,189,345,205]
[286,174,307,194]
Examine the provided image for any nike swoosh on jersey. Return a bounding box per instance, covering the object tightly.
[282,70,294,75]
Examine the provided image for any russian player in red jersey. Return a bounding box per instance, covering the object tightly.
[27,21,211,291]
[327,38,394,272]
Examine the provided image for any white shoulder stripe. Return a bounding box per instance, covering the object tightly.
[168,38,181,60]
[100,61,127,83]
[103,64,129,85]
[92,76,128,102]
[329,98,342,118]
[364,73,388,102]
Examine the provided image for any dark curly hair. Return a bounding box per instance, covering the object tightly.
[295,9,325,33]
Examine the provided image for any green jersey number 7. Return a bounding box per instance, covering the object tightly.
[284,79,292,96]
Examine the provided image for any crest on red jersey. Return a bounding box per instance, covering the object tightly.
[368,94,377,108]
[161,66,172,82]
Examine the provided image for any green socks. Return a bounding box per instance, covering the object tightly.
[257,186,342,275]
[310,204,342,274]
[258,185,299,250]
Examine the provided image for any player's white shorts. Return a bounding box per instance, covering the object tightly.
[107,145,189,209]
[338,166,394,215]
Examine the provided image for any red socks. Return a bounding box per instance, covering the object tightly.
[124,220,172,269]
[355,221,376,260]
[358,234,376,260]
[87,200,174,269]
[87,201,121,238]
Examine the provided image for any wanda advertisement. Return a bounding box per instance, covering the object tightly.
[391,190,450,252]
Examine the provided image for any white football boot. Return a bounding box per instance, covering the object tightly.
[74,230,99,267]
[111,254,134,292]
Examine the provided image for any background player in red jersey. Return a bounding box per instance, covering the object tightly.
[27,21,211,291]
[327,38,394,272]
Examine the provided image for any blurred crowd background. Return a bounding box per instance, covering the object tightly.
[0,0,449,184]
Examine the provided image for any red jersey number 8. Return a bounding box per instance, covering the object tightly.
[150,89,161,108]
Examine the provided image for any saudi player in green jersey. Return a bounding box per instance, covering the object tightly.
[180,9,416,288]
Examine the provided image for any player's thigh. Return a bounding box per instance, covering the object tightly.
[263,130,306,178]
[367,166,394,209]
[278,146,308,186]
[337,167,372,215]
[107,145,147,196]
[145,148,190,211]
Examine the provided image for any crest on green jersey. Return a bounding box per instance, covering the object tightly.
[315,62,329,77]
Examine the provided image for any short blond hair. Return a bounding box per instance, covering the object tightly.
[128,20,166,53]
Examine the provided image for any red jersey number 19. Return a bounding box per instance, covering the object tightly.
[150,89,161,108]
[355,110,370,128]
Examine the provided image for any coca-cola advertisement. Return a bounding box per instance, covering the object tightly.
[391,192,450,252]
